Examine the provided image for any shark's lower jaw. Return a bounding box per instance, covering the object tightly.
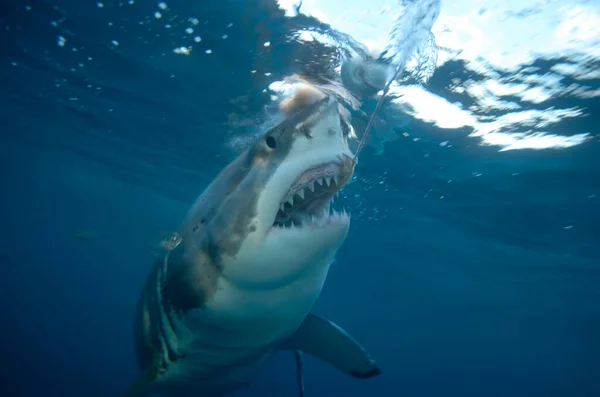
[271,157,351,231]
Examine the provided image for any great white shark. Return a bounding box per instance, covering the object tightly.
[124,83,380,397]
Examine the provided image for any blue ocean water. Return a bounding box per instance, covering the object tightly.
[1,1,599,397]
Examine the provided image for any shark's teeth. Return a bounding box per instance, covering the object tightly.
[271,208,350,231]
[275,165,351,230]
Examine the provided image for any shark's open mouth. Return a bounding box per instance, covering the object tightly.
[272,159,351,229]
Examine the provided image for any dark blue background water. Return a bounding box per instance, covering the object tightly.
[1,1,599,396]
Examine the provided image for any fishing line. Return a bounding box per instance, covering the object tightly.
[352,0,440,163]
[293,350,305,397]
[353,63,404,163]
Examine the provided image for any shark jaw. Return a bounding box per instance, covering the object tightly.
[270,155,352,232]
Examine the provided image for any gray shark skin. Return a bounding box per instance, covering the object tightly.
[124,83,380,397]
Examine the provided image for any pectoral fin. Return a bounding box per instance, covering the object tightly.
[281,314,380,379]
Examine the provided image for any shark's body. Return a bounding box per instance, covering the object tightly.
[125,83,379,397]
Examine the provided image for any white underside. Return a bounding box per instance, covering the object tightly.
[158,250,341,396]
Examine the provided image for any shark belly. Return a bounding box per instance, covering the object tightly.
[152,254,335,396]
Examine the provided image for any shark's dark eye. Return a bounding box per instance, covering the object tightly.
[265,136,277,149]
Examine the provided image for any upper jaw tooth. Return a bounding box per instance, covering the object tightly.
[283,172,343,211]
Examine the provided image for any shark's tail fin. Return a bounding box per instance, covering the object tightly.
[120,366,159,397]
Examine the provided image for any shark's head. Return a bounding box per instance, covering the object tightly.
[169,83,355,304]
